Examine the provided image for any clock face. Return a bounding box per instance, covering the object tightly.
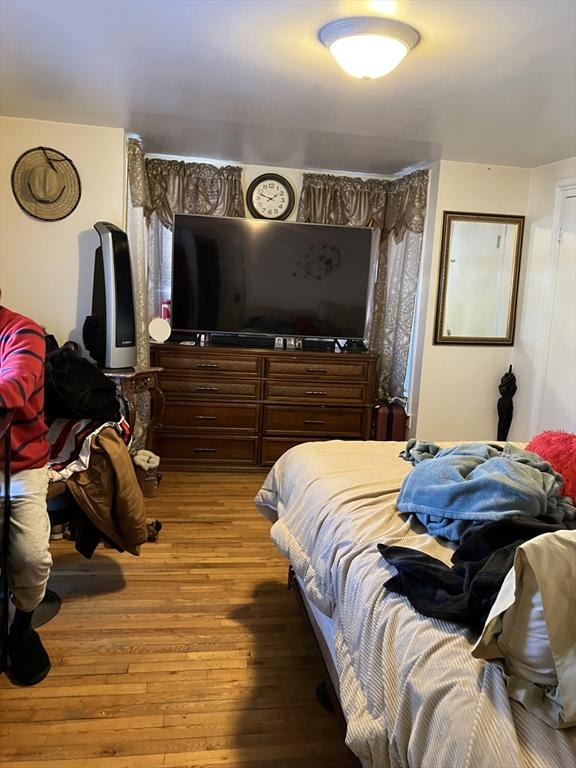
[247,174,295,220]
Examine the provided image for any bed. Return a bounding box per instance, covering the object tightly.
[254,439,576,768]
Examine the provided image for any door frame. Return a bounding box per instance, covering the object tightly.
[530,175,576,435]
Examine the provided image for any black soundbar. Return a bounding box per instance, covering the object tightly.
[210,334,275,349]
[302,337,336,352]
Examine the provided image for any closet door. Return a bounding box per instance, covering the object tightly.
[536,190,576,432]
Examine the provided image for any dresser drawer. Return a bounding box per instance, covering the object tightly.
[263,405,365,436]
[164,403,260,432]
[155,350,260,376]
[264,382,365,404]
[261,437,327,466]
[161,376,259,400]
[156,434,258,465]
[266,358,368,381]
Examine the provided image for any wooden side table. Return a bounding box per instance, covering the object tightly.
[103,367,165,450]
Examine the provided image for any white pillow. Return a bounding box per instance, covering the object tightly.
[498,565,555,685]
[473,530,576,729]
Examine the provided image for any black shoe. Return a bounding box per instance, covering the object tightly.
[7,629,51,686]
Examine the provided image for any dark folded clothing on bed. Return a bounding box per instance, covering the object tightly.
[378,515,576,631]
[396,441,576,541]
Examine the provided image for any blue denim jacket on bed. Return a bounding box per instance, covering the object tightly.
[397,441,576,541]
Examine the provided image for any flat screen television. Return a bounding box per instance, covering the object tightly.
[171,214,373,342]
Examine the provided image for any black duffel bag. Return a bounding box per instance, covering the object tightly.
[44,342,120,423]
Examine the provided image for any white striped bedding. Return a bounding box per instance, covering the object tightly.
[254,440,576,768]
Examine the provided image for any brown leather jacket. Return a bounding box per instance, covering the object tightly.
[67,427,148,555]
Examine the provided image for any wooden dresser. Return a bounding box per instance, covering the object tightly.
[150,343,378,470]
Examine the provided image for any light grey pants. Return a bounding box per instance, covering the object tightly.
[0,465,52,612]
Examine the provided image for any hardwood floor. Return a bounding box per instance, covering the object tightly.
[0,472,358,767]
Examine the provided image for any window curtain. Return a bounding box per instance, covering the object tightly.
[380,171,428,400]
[126,138,150,367]
[125,137,150,450]
[297,169,428,401]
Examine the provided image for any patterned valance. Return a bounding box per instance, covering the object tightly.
[385,169,428,242]
[126,138,245,228]
[297,172,387,228]
[127,138,148,208]
[144,159,245,228]
[298,168,428,241]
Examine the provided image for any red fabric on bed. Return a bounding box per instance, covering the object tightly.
[526,431,576,501]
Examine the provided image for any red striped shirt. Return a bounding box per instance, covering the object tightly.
[0,306,49,473]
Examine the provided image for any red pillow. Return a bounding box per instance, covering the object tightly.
[525,431,576,501]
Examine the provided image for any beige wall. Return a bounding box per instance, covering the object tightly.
[509,156,576,440]
[0,116,125,345]
[412,160,531,441]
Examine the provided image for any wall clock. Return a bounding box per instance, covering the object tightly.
[246,173,295,220]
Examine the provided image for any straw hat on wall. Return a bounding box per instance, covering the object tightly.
[11,146,81,221]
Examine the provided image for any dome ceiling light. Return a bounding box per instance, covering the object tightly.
[318,16,420,79]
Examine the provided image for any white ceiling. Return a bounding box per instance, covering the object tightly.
[1,0,575,175]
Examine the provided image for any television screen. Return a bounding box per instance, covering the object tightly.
[171,214,373,340]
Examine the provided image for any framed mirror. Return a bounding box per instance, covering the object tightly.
[434,211,524,345]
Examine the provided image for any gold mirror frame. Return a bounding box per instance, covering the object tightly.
[434,211,525,345]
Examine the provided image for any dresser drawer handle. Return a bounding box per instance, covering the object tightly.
[196,362,219,369]
[193,447,217,453]
[195,386,219,392]
[304,390,328,397]
[194,415,218,420]
[304,419,325,425]
[306,368,328,373]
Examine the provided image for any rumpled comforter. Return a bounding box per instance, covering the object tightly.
[397,441,576,541]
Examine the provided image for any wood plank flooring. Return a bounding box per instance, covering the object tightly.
[0,472,358,767]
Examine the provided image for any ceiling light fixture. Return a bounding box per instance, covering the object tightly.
[318,16,420,79]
